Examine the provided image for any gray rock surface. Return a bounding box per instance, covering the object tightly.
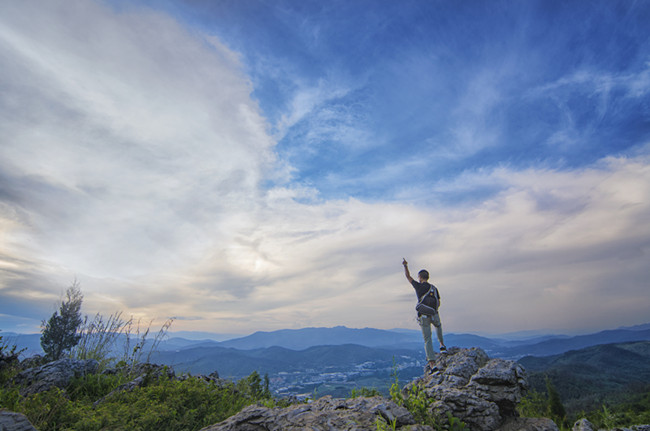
[201,395,417,431]
[404,347,530,431]
[498,417,559,431]
[94,363,176,406]
[571,418,650,431]
[0,409,38,431]
[13,358,98,396]
[573,418,595,431]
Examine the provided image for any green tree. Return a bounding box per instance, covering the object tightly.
[40,281,84,360]
[546,376,567,426]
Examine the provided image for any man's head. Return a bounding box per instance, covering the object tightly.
[418,270,429,282]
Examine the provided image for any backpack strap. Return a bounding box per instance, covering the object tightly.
[418,284,439,309]
[417,284,433,304]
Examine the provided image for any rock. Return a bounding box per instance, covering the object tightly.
[13,358,98,396]
[570,419,650,431]
[498,417,559,431]
[609,426,650,431]
[18,355,46,370]
[176,370,226,387]
[0,409,38,431]
[201,395,417,431]
[404,347,529,431]
[468,356,529,416]
[573,418,595,431]
[94,363,175,406]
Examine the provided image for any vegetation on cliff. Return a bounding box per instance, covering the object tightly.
[518,342,650,430]
[0,283,287,431]
[0,360,279,431]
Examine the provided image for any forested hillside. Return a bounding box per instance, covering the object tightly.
[519,341,650,417]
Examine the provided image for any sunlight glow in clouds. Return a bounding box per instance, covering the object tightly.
[0,0,275,317]
[1,0,649,336]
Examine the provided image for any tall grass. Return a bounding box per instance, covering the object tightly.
[70,313,174,371]
[71,312,129,366]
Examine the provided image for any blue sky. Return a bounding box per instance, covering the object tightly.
[1,0,649,337]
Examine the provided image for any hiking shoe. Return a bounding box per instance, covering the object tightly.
[439,346,447,353]
[425,364,439,375]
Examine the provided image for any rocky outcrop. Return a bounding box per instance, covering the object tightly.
[202,347,551,431]
[13,357,225,404]
[573,418,595,431]
[572,418,650,431]
[200,395,419,431]
[403,347,536,431]
[13,358,98,396]
[5,349,562,431]
[0,409,38,431]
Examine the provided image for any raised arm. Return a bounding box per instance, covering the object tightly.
[402,258,414,283]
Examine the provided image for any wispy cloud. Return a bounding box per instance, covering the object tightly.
[0,0,277,327]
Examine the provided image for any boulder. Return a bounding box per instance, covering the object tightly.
[201,395,417,431]
[572,418,595,431]
[94,363,175,406]
[0,409,38,431]
[498,417,559,431]
[404,347,532,431]
[571,418,650,431]
[13,358,98,396]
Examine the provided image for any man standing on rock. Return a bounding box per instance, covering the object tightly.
[403,258,446,373]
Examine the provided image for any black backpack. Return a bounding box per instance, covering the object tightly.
[416,284,440,315]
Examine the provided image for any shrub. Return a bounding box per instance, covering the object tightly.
[0,370,283,431]
[0,332,24,385]
[349,387,381,398]
[389,364,469,430]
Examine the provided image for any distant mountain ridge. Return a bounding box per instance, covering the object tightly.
[5,324,650,400]
[207,325,650,359]
[4,323,650,360]
[493,328,650,358]
[149,343,420,377]
[216,326,419,350]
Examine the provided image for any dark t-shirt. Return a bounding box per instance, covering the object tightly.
[410,280,440,309]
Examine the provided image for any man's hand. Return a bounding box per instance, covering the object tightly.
[403,258,413,282]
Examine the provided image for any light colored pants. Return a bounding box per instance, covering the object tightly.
[418,312,444,361]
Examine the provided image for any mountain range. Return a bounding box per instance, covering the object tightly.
[150,343,420,377]
[4,323,650,361]
[4,323,650,400]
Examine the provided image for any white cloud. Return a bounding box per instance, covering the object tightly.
[152,152,650,335]
[0,0,275,314]
[0,0,648,337]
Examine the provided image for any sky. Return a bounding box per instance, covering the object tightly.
[1,0,649,338]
